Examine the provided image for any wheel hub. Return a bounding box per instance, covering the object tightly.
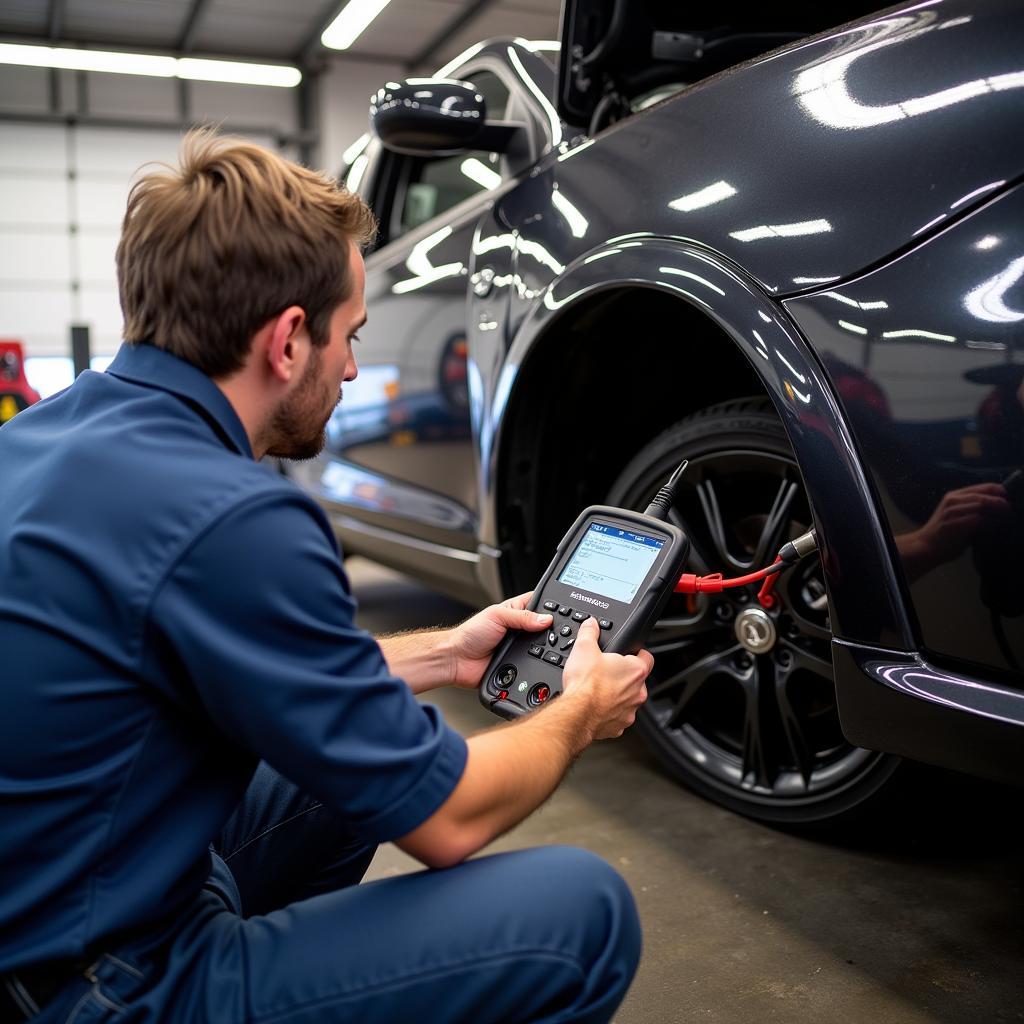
[734,606,776,654]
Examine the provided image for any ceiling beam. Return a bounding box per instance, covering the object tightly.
[407,0,500,71]
[295,0,345,68]
[177,0,212,53]
[47,0,64,40]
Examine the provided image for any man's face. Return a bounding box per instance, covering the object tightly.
[266,242,367,460]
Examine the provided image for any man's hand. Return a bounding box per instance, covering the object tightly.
[447,593,553,689]
[560,616,654,739]
[397,613,656,868]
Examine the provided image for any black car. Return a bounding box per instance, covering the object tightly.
[287,0,1024,823]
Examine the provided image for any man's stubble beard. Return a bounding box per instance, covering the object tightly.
[265,348,340,461]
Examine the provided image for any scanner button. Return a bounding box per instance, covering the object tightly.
[599,619,613,630]
[527,644,543,659]
[543,600,558,612]
[558,605,571,616]
[547,631,557,646]
[560,639,575,652]
[559,625,573,637]
[571,611,588,622]
[543,652,563,667]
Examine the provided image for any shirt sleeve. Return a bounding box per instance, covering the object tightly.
[143,488,467,844]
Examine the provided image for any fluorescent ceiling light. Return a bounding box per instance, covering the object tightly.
[321,0,394,50]
[0,42,299,87]
[178,57,300,88]
[0,42,174,76]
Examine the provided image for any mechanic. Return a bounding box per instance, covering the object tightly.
[0,129,651,1023]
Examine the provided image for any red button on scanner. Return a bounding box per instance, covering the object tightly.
[535,685,550,703]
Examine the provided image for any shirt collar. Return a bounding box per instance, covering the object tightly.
[106,342,254,459]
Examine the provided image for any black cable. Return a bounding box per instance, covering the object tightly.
[644,460,688,521]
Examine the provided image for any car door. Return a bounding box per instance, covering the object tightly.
[312,68,513,558]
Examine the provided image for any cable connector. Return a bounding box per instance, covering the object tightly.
[674,528,819,607]
[777,528,817,565]
[758,529,818,609]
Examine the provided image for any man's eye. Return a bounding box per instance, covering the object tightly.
[349,334,361,344]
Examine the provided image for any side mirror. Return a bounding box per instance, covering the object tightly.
[370,78,523,156]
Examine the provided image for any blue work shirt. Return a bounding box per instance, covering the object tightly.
[0,342,467,971]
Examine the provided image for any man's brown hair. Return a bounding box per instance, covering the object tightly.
[116,128,376,378]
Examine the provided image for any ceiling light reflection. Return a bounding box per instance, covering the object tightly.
[964,255,1024,323]
[669,181,737,213]
[731,219,832,242]
[551,189,588,238]
[392,225,464,294]
[461,157,501,190]
[658,267,726,296]
[949,180,1005,210]
[881,329,957,342]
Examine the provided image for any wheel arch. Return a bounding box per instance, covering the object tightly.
[486,237,914,649]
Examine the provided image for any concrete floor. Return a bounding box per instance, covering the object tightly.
[348,557,1024,1024]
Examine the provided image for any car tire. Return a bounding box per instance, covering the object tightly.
[607,398,901,823]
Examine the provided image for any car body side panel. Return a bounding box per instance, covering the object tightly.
[832,639,1024,784]
[785,184,1024,682]
[478,237,913,649]
[499,0,1024,305]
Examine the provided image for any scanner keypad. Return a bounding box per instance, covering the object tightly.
[537,605,598,667]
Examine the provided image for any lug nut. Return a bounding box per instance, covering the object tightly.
[736,652,753,670]
[715,603,734,621]
[776,650,792,668]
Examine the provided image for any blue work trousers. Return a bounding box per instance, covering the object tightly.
[30,764,642,1023]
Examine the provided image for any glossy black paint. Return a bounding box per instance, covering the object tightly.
[369,79,486,156]
[785,185,1024,682]
[300,1,1024,780]
[475,238,914,649]
[832,639,1024,785]
[502,0,1024,300]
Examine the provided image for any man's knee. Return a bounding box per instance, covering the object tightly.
[504,845,642,995]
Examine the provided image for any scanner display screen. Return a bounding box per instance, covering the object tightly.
[558,523,664,603]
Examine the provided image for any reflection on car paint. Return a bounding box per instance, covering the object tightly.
[784,185,1024,675]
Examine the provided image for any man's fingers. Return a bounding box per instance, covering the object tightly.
[505,607,552,631]
[634,649,655,677]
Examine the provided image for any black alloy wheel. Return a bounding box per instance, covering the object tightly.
[608,399,900,823]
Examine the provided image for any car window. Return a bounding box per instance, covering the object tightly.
[392,70,510,240]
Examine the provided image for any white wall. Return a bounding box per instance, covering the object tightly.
[0,65,297,393]
[317,56,402,176]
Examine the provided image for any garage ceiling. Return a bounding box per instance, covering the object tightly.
[0,0,561,72]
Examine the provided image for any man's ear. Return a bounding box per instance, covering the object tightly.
[265,306,308,383]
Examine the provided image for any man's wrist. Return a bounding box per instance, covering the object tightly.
[537,689,596,757]
[377,626,456,693]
